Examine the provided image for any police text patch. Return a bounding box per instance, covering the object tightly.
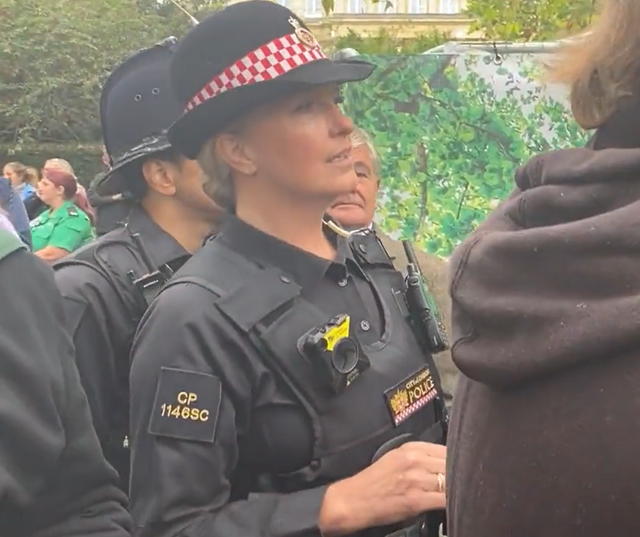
[148,367,221,443]
[384,366,437,426]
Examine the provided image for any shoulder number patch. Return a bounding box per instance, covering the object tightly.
[384,366,437,426]
[148,367,222,443]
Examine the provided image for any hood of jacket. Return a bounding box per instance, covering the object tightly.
[450,136,640,388]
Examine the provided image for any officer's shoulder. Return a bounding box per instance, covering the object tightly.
[53,231,132,287]
[65,226,131,259]
[159,271,224,305]
[54,255,109,289]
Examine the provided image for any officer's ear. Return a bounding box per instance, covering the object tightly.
[141,157,180,196]
[213,112,258,177]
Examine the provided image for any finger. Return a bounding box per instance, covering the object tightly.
[419,470,446,493]
[409,489,447,513]
[403,441,447,459]
[407,467,447,493]
[403,450,446,474]
[421,492,447,511]
[425,457,446,475]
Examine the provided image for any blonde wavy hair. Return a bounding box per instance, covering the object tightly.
[546,0,640,129]
[197,139,236,212]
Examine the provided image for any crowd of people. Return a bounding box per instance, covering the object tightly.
[0,158,96,260]
[2,0,640,536]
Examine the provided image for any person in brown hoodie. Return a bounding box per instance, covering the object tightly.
[446,1,640,536]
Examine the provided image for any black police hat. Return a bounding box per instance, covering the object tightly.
[96,37,182,192]
[168,0,374,160]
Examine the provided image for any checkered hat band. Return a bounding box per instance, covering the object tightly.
[185,32,327,112]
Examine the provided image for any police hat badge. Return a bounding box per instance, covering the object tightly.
[288,16,318,48]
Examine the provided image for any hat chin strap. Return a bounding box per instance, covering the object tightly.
[323,218,351,238]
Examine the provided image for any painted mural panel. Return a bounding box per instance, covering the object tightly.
[342,53,590,257]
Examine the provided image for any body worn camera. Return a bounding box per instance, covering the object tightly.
[402,241,449,354]
[299,314,370,394]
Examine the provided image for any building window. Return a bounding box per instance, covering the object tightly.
[438,0,457,13]
[407,0,426,13]
[305,0,322,17]
[347,0,365,12]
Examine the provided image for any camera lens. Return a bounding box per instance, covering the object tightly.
[331,338,359,374]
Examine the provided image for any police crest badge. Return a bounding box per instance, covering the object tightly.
[288,16,318,48]
[384,366,438,426]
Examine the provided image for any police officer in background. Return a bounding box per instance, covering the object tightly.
[53,37,220,491]
[129,3,448,537]
[0,229,132,536]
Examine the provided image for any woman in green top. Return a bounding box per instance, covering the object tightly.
[31,168,94,262]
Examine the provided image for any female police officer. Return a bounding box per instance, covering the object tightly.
[129,3,447,537]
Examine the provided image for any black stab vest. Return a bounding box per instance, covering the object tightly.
[165,233,447,492]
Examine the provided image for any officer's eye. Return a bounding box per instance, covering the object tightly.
[295,100,316,113]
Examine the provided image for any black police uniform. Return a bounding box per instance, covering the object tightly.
[0,230,132,537]
[54,206,189,486]
[52,37,193,490]
[129,216,447,537]
[130,3,446,536]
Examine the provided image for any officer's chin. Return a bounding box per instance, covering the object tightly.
[328,205,366,231]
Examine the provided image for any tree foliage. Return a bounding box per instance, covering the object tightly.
[342,54,589,256]
[465,0,598,41]
[0,0,210,147]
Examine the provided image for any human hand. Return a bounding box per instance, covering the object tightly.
[319,442,446,536]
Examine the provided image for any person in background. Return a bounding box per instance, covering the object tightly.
[446,1,640,536]
[3,161,37,201]
[0,176,32,248]
[2,161,43,219]
[0,209,19,238]
[43,157,96,223]
[31,168,94,262]
[328,126,457,406]
[52,37,221,492]
[0,228,132,537]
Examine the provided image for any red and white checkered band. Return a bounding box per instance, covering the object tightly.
[185,32,327,112]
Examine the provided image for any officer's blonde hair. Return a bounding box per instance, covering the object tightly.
[197,139,236,212]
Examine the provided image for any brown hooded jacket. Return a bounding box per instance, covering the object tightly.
[447,135,640,536]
